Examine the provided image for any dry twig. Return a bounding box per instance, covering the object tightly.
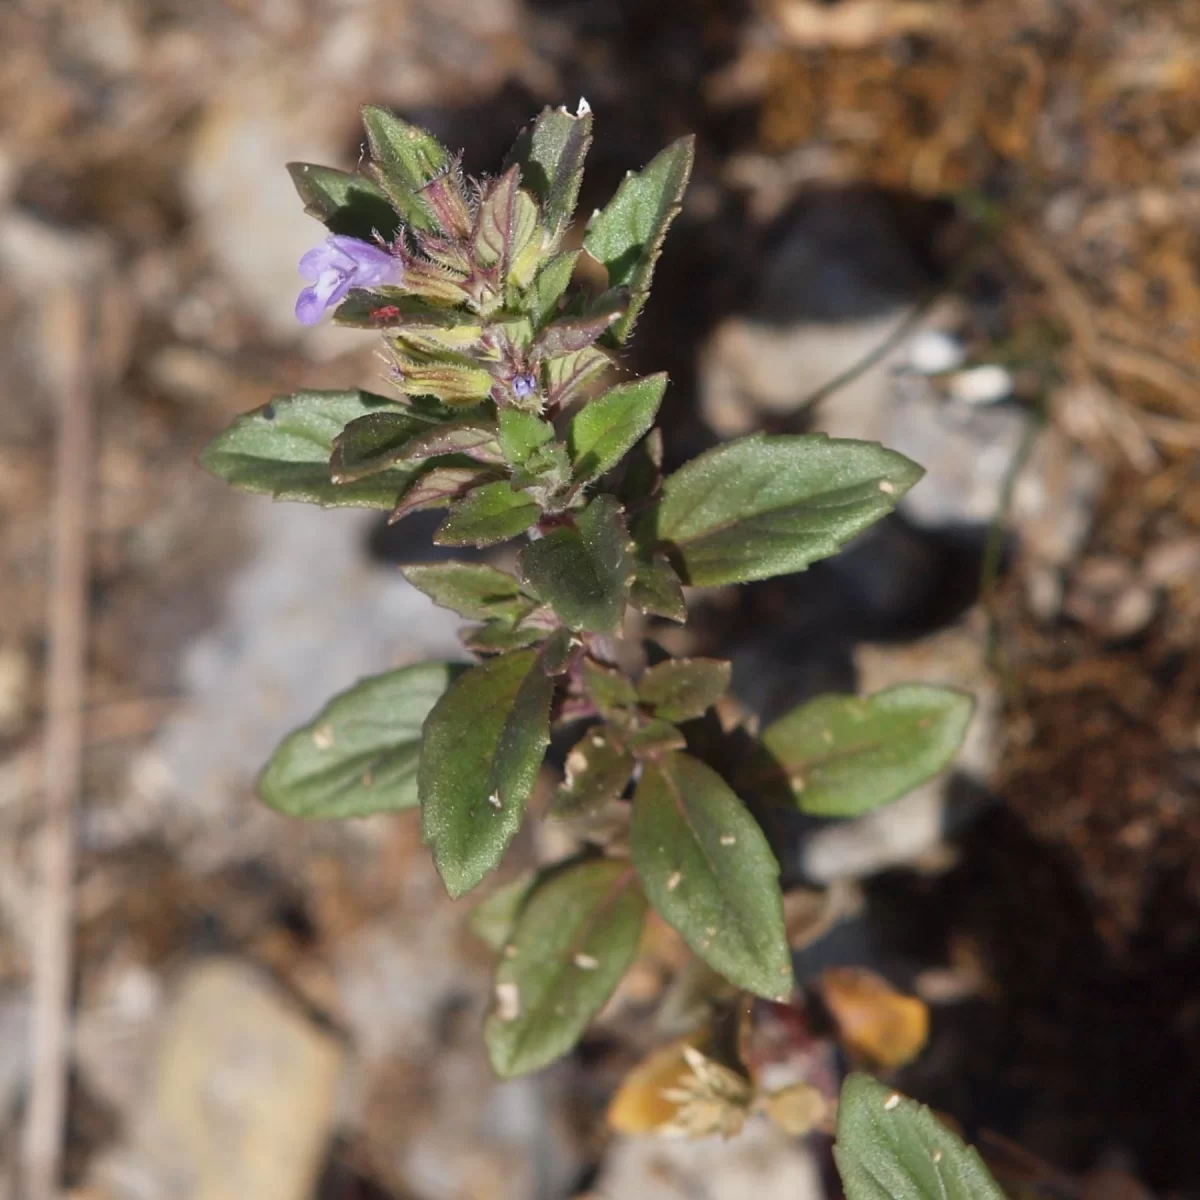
[22,286,92,1200]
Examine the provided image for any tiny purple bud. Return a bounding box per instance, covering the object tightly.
[295,235,404,325]
[511,373,537,400]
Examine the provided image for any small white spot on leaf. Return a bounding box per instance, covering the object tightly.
[312,724,334,750]
[719,834,736,846]
[488,790,502,809]
[884,1092,901,1111]
[495,982,520,1021]
[667,871,682,892]
[878,480,896,496]
[574,953,599,970]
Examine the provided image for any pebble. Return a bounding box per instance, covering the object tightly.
[907,329,965,375]
[91,958,342,1200]
[946,363,1014,405]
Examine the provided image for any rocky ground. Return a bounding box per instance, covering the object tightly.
[2,0,1199,1197]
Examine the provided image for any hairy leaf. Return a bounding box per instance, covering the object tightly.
[835,1075,1005,1200]
[474,166,538,282]
[518,496,633,633]
[759,685,974,817]
[361,105,449,232]
[638,658,731,722]
[568,374,667,484]
[629,556,686,623]
[583,137,694,342]
[286,162,400,242]
[499,409,555,467]
[200,390,420,509]
[420,650,553,898]
[388,463,493,524]
[545,345,612,409]
[386,420,504,466]
[401,562,528,621]
[329,410,446,483]
[485,858,646,1076]
[462,616,551,654]
[637,433,923,587]
[527,250,580,328]
[631,752,793,1000]
[581,659,638,721]
[435,481,541,547]
[258,663,454,818]
[535,311,621,358]
[507,105,593,238]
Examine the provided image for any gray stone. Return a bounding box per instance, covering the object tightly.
[595,1120,823,1200]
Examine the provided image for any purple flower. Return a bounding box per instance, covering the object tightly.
[511,373,538,400]
[295,236,403,325]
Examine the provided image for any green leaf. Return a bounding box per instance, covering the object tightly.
[499,410,555,467]
[583,136,694,343]
[286,163,400,242]
[581,659,638,721]
[389,463,494,524]
[258,664,454,818]
[329,410,444,483]
[551,728,635,817]
[834,1075,1006,1200]
[759,685,974,817]
[518,496,633,633]
[539,627,577,675]
[631,752,793,1000]
[629,556,686,623]
[620,717,686,757]
[637,433,923,587]
[469,871,537,952]
[435,481,541,547]
[615,428,663,507]
[361,105,449,232]
[638,658,731,722]
[462,616,550,654]
[419,649,553,898]
[401,562,528,621]
[200,389,421,509]
[527,250,580,328]
[331,289,467,329]
[485,858,646,1076]
[507,105,593,238]
[567,374,667,484]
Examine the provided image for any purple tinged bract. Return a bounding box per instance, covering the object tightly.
[295,236,403,325]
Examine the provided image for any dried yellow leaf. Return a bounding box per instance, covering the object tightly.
[820,967,929,1068]
[606,1038,698,1134]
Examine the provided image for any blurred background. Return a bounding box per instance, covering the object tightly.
[3,0,1200,1197]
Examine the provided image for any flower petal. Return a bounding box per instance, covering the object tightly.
[298,244,333,281]
[328,235,402,287]
[295,285,326,325]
